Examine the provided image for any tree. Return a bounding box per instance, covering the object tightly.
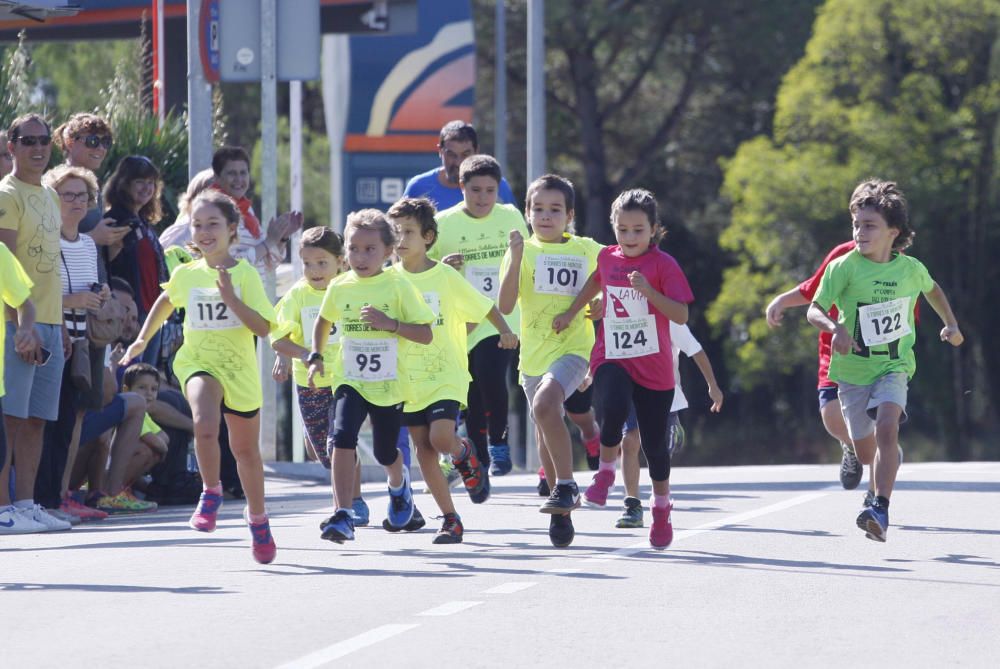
[714,0,1000,459]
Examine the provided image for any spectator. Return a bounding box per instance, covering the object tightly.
[103,155,169,365]
[403,120,517,210]
[0,131,13,179]
[158,167,216,270]
[0,113,72,532]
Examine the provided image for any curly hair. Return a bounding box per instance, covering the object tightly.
[849,179,913,251]
[42,164,100,209]
[53,113,112,153]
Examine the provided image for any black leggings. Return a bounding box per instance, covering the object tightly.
[466,335,513,464]
[593,363,674,482]
[330,385,402,467]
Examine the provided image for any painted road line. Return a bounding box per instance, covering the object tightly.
[417,601,483,616]
[275,624,420,669]
[484,582,538,594]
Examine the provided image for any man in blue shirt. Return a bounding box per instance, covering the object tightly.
[403,121,516,210]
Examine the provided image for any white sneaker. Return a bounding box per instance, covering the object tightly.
[0,504,46,534]
[47,508,82,526]
[22,504,72,532]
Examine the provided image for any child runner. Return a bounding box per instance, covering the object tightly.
[807,179,962,542]
[585,321,723,528]
[307,209,434,544]
[271,226,370,525]
[430,154,530,476]
[554,189,694,549]
[499,174,603,547]
[123,189,278,563]
[389,196,518,543]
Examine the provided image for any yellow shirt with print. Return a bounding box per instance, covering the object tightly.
[140,413,162,437]
[163,258,276,412]
[395,261,495,412]
[500,233,603,377]
[0,241,34,397]
[272,278,341,388]
[319,267,435,407]
[0,175,64,324]
[430,202,529,350]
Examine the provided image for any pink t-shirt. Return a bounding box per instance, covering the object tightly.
[590,245,694,390]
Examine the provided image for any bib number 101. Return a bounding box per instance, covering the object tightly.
[546,267,579,287]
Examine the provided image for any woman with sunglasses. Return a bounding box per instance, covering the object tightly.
[103,155,170,367]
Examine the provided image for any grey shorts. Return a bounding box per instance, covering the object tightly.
[3,322,66,421]
[522,354,589,420]
[837,372,908,441]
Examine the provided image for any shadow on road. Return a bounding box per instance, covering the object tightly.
[0,582,231,594]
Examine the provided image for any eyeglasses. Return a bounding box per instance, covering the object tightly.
[58,191,90,203]
[14,135,51,147]
[77,134,112,149]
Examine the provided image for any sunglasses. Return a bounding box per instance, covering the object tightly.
[77,134,112,149]
[14,135,51,147]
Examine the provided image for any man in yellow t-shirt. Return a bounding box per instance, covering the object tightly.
[429,154,529,477]
[0,114,71,533]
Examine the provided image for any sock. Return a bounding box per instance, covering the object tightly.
[248,510,268,524]
[556,478,575,487]
[13,499,33,509]
[875,495,890,509]
[335,507,352,516]
[598,459,616,474]
[204,483,223,496]
[652,493,671,509]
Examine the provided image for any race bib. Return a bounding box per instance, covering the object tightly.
[603,286,659,359]
[342,338,397,382]
[534,254,587,296]
[188,287,241,330]
[301,306,340,348]
[858,297,912,346]
[466,265,499,300]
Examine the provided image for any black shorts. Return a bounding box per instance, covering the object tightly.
[818,385,839,410]
[402,399,461,427]
[189,371,260,418]
[563,384,593,415]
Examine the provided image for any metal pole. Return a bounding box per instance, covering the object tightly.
[259,0,279,461]
[322,34,350,232]
[289,79,305,463]
[154,0,165,127]
[494,0,507,170]
[526,0,545,182]
[186,0,213,179]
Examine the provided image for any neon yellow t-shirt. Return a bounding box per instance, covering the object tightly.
[814,250,934,386]
[430,202,529,350]
[272,278,341,388]
[318,267,435,406]
[500,233,603,376]
[395,261,495,412]
[140,413,162,437]
[0,241,34,398]
[164,246,194,275]
[163,258,276,412]
[0,175,63,324]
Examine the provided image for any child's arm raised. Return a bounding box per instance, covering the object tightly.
[690,350,723,413]
[630,271,688,324]
[552,270,601,334]
[807,301,858,355]
[361,306,432,345]
[307,316,333,388]
[122,292,175,364]
[217,266,271,338]
[485,305,519,349]
[923,282,964,346]
[497,230,524,315]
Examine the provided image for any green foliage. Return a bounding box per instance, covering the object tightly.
[717,0,1000,457]
[29,40,134,116]
[0,32,35,130]
[250,116,331,229]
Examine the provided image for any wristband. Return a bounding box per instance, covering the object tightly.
[307,352,323,364]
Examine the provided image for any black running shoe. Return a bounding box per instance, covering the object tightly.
[856,502,888,542]
[454,439,490,504]
[537,477,550,497]
[382,506,427,532]
[540,482,581,514]
[320,509,355,543]
[549,513,575,547]
[862,489,875,508]
[615,496,644,528]
[432,513,464,544]
[840,443,862,490]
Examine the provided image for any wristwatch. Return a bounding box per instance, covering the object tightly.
[307,352,323,364]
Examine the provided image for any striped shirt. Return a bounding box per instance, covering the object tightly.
[59,234,99,337]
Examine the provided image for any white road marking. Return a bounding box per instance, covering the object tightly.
[484,582,538,594]
[274,624,419,668]
[417,600,483,616]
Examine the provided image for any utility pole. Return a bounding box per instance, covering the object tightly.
[494,0,507,170]
[186,0,213,178]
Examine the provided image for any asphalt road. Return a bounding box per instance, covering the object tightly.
[3,461,998,668]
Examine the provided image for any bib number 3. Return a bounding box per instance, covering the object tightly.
[466,265,499,300]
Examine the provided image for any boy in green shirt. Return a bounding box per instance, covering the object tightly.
[808,179,962,542]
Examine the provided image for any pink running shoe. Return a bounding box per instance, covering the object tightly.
[584,469,615,507]
[246,511,277,564]
[649,503,674,550]
[189,491,223,532]
[61,494,108,521]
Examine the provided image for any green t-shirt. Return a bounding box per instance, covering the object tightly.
[140,413,162,437]
[0,241,34,398]
[430,202,530,350]
[163,258,277,412]
[318,267,435,406]
[272,278,341,388]
[814,250,934,385]
[395,261,495,412]
[500,233,603,377]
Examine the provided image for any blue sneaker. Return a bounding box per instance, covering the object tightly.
[386,473,415,529]
[488,443,512,476]
[351,497,370,527]
[856,502,888,542]
[320,509,355,543]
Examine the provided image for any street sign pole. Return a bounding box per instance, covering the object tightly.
[259,0,279,460]
[186,0,213,179]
